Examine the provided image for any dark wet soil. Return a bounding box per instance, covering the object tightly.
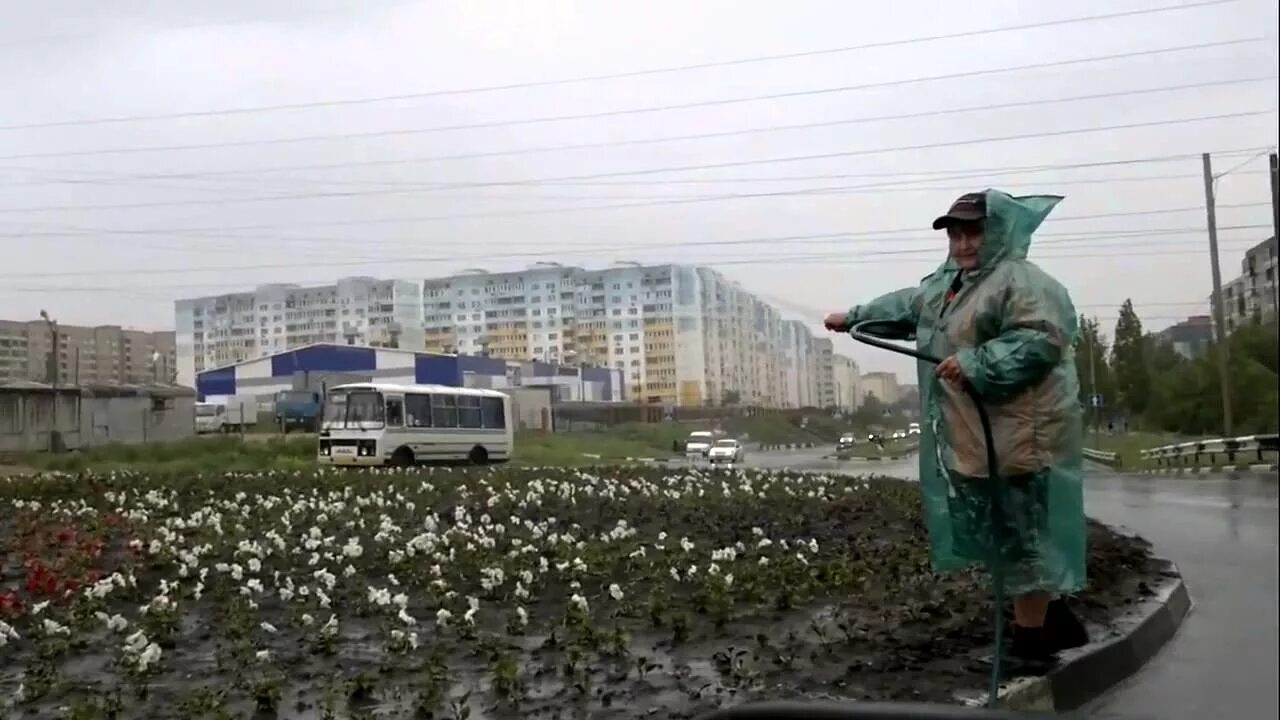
[0,468,1171,720]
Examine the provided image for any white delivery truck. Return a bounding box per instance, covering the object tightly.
[195,395,259,433]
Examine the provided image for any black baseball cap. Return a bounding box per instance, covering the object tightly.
[932,192,986,230]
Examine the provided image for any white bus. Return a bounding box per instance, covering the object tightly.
[317,383,513,467]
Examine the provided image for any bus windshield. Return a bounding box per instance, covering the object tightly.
[323,390,384,428]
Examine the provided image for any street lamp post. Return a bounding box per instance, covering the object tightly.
[39,310,59,452]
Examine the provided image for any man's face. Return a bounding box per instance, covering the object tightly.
[946,220,984,270]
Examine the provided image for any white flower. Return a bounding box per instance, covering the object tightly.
[260,622,278,634]
[41,619,70,636]
[569,593,589,614]
[256,649,271,662]
[435,609,452,627]
[342,539,364,558]
[320,615,340,638]
[608,584,624,601]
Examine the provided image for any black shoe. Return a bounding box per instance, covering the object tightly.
[1011,624,1054,662]
[1045,598,1089,651]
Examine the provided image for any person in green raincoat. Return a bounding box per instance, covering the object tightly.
[824,189,1089,662]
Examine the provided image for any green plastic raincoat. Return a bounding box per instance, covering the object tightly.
[845,190,1086,595]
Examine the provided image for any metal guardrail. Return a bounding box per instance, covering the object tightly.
[1082,447,1120,465]
[1139,433,1280,467]
[694,701,1057,720]
[758,441,819,451]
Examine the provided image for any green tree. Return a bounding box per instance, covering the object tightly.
[1110,300,1149,419]
[1145,317,1278,436]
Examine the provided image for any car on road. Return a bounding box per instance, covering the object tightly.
[907,422,921,436]
[891,429,907,440]
[836,433,857,453]
[684,431,716,459]
[707,438,745,465]
[867,432,884,444]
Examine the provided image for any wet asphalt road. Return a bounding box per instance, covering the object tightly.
[1083,471,1278,720]
[735,450,1278,719]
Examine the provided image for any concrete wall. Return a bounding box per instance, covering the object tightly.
[509,387,553,432]
[0,385,196,453]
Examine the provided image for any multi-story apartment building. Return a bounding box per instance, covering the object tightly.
[830,353,862,411]
[1214,236,1277,334]
[0,320,176,385]
[780,320,818,408]
[423,262,719,406]
[176,263,860,407]
[814,338,837,409]
[175,277,423,385]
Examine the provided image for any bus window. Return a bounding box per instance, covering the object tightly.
[405,394,432,428]
[431,394,458,428]
[345,391,384,426]
[458,396,482,428]
[481,397,505,429]
[385,397,405,428]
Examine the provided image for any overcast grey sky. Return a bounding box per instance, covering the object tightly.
[1,0,1276,379]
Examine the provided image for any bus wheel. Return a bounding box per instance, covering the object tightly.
[390,447,415,467]
[468,446,489,466]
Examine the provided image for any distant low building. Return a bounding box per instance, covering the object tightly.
[860,371,901,406]
[1154,315,1214,360]
[193,342,624,404]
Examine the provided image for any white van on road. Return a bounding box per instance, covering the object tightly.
[684,430,716,459]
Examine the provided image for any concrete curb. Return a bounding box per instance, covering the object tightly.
[990,565,1193,712]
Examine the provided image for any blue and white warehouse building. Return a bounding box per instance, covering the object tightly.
[196,343,622,403]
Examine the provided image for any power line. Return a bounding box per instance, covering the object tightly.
[5,147,1267,194]
[0,111,1271,225]
[4,72,1269,163]
[1213,147,1277,180]
[2,165,1271,217]
[0,0,1243,131]
[1,218,1266,281]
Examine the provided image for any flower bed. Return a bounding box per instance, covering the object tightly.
[0,467,1165,719]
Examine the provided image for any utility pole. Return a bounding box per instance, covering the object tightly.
[1269,153,1279,322]
[1088,316,1101,448]
[1202,153,1234,436]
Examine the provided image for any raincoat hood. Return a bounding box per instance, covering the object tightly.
[974,190,1064,270]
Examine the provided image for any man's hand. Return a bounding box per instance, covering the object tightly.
[935,355,966,384]
[823,312,851,332]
